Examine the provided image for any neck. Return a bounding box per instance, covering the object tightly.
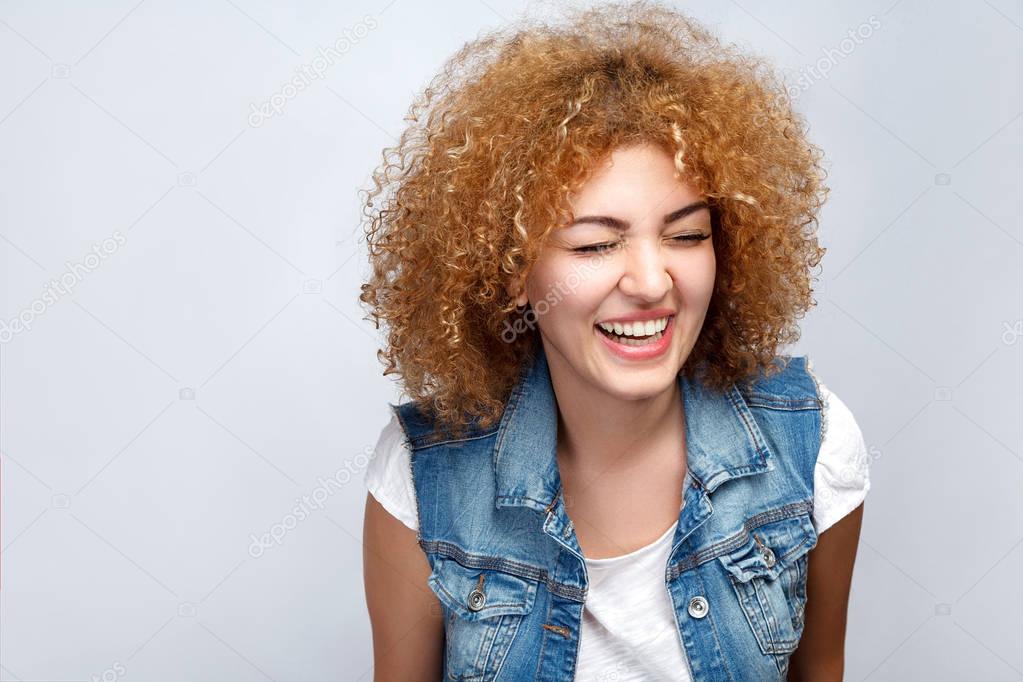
[547,346,686,475]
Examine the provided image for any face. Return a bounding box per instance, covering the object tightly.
[514,142,716,402]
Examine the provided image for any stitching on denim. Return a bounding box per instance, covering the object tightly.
[412,429,501,451]
[741,392,820,411]
[730,572,799,664]
[727,388,770,463]
[491,351,535,473]
[476,613,502,678]
[440,591,491,679]
[805,357,828,451]
[707,500,812,559]
[666,500,813,579]
[543,489,560,515]
[422,540,587,602]
[391,403,427,546]
[489,614,524,680]
[541,623,571,638]
[424,541,547,579]
[496,494,557,510]
[750,579,781,660]
[535,585,556,679]
[698,570,737,682]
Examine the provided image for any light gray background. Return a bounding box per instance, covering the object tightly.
[1,1,1020,680]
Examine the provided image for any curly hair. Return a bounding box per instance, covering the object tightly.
[358,0,828,439]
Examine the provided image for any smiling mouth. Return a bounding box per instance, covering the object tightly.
[594,315,673,346]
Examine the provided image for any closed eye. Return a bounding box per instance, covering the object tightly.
[670,233,711,244]
[572,232,710,254]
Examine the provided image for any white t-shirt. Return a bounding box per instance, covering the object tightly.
[364,370,871,681]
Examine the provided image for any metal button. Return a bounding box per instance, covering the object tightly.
[687,596,709,619]
[467,588,486,612]
[762,547,776,567]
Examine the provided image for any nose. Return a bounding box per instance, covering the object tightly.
[618,240,672,301]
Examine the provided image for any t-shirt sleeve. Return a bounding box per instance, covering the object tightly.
[363,409,419,532]
[809,370,871,535]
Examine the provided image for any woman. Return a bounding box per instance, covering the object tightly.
[360,2,869,680]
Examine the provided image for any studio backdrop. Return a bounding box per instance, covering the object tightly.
[1,1,1021,680]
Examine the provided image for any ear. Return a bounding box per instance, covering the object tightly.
[507,277,529,307]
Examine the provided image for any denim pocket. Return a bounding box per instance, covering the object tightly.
[717,510,818,661]
[427,557,538,681]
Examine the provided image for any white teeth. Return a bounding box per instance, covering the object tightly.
[597,316,669,337]
[611,330,664,346]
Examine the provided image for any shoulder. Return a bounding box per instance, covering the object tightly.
[391,398,498,448]
[805,361,872,535]
[738,354,820,407]
[364,407,419,532]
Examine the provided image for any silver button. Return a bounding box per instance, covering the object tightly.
[687,596,709,619]
[762,547,776,567]
[468,588,488,613]
[467,588,486,612]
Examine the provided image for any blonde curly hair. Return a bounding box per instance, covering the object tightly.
[358,0,828,439]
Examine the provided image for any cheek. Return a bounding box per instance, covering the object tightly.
[669,251,716,301]
[526,258,610,322]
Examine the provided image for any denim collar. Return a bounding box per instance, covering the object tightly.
[492,338,775,514]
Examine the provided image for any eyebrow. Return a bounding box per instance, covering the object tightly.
[566,200,711,231]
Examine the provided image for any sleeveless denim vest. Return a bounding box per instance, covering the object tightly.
[391,341,822,681]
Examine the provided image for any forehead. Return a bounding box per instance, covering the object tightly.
[568,143,703,213]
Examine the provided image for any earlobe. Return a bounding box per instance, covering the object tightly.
[507,279,529,308]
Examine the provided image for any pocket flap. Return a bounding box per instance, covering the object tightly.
[717,512,817,583]
[427,557,539,621]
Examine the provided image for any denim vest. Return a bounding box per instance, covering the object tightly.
[391,340,822,681]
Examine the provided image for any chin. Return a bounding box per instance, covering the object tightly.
[595,379,673,403]
[592,359,679,394]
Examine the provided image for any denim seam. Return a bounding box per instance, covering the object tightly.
[699,569,737,682]
[421,540,586,602]
[535,589,555,681]
[412,430,501,451]
[727,388,770,464]
[667,499,813,579]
